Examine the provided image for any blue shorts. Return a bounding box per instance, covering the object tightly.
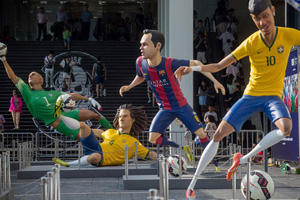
[80,130,103,165]
[223,95,291,132]
[94,75,104,84]
[150,104,203,134]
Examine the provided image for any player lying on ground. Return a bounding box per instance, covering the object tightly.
[119,29,225,162]
[53,104,157,167]
[175,0,300,197]
[0,56,113,141]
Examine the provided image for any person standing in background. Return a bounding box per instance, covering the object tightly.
[36,7,48,41]
[81,4,93,41]
[56,6,67,40]
[0,114,6,132]
[9,90,23,130]
[43,50,56,88]
[92,56,107,98]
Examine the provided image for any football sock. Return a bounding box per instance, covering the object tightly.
[155,135,179,148]
[240,129,285,164]
[98,117,113,129]
[67,155,89,166]
[188,141,219,190]
[200,136,218,167]
[60,115,80,130]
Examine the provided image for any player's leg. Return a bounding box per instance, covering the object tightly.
[238,96,292,165]
[15,112,20,129]
[11,112,16,129]
[50,69,54,88]
[96,83,100,97]
[77,109,113,129]
[149,109,179,147]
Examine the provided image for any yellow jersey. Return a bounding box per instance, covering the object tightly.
[232,27,300,97]
[100,129,149,166]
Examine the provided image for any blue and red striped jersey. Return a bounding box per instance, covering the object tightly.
[136,56,189,110]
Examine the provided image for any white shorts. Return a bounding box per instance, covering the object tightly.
[63,72,70,78]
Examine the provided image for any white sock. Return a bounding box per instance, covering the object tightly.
[240,129,285,164]
[188,141,219,190]
[68,155,89,166]
[60,115,80,130]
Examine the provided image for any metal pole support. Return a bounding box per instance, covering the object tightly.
[134,141,138,169]
[124,144,129,180]
[246,158,251,200]
[78,142,81,170]
[41,177,48,200]
[163,157,169,200]
[158,155,164,198]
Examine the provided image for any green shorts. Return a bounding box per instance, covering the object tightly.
[56,109,80,140]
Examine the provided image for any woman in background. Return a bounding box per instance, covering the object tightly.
[9,90,23,130]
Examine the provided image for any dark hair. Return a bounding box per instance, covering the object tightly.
[236,85,241,91]
[97,56,102,61]
[248,0,272,16]
[13,89,18,95]
[143,29,165,52]
[49,50,54,55]
[113,104,148,138]
[198,19,203,23]
[207,115,216,123]
[40,7,44,10]
[65,54,71,58]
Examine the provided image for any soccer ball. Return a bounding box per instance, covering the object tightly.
[241,170,274,200]
[57,94,76,112]
[167,154,188,177]
[0,42,7,56]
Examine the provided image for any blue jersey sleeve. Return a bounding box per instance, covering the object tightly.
[171,59,190,72]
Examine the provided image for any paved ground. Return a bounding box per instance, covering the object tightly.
[9,162,300,200]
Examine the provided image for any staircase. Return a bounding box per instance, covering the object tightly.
[0,40,158,133]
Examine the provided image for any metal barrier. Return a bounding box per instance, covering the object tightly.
[41,164,61,200]
[0,151,11,195]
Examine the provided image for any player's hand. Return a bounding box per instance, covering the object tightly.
[213,81,226,95]
[0,56,6,62]
[88,98,102,110]
[119,86,130,97]
[54,98,63,118]
[174,66,192,81]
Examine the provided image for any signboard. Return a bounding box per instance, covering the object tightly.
[272,47,300,162]
[287,0,300,12]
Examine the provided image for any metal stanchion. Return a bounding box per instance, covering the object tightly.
[55,138,59,158]
[178,146,182,179]
[192,142,196,168]
[47,171,54,200]
[6,151,11,189]
[0,156,2,195]
[78,142,81,170]
[163,157,169,200]
[41,177,48,200]
[159,155,164,198]
[134,141,138,169]
[238,145,242,179]
[22,143,26,169]
[3,152,7,190]
[18,142,21,170]
[12,140,16,163]
[29,141,32,167]
[148,188,158,200]
[124,144,129,180]
[55,164,61,200]
[246,158,251,200]
[229,143,233,166]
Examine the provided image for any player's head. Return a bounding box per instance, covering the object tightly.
[28,71,44,88]
[140,29,165,59]
[49,50,54,57]
[113,104,148,138]
[12,89,18,96]
[248,0,275,36]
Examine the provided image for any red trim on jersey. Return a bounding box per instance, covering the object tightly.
[199,136,209,143]
[137,56,143,75]
[164,57,187,108]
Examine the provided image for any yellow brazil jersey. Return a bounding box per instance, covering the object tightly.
[100,129,149,166]
[232,27,300,97]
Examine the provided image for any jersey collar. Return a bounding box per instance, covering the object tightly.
[118,130,129,135]
[259,26,278,51]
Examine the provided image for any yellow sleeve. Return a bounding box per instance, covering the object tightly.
[231,37,250,61]
[136,140,150,159]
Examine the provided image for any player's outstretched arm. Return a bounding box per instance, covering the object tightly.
[119,75,145,97]
[1,57,19,85]
[69,93,102,110]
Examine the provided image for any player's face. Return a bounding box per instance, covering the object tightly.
[118,109,135,129]
[250,7,275,36]
[140,33,159,59]
[28,72,43,86]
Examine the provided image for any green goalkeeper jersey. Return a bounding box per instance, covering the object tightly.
[16,78,63,125]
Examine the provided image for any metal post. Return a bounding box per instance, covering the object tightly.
[18,142,21,170]
[229,143,233,166]
[47,171,54,200]
[22,143,25,169]
[78,143,81,170]
[232,144,236,199]
[159,155,164,198]
[0,156,2,195]
[163,157,169,200]
[12,140,15,163]
[178,146,182,179]
[148,188,158,200]
[134,141,138,169]
[41,177,48,200]
[263,113,268,172]
[192,142,196,168]
[55,164,61,200]
[246,158,251,200]
[55,138,59,158]
[6,151,11,189]
[157,145,160,176]
[238,145,242,179]
[124,144,129,180]
[3,152,7,190]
